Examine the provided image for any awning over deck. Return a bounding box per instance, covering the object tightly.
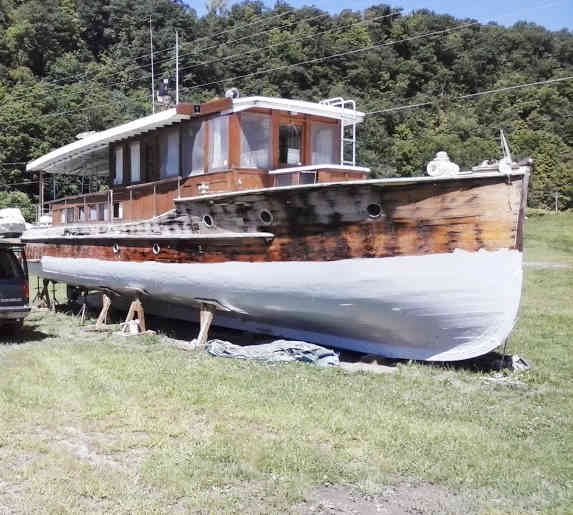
[26,108,192,176]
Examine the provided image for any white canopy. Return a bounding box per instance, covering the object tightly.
[26,108,191,176]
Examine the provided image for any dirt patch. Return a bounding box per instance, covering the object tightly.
[293,481,473,514]
[34,425,152,470]
[0,478,26,515]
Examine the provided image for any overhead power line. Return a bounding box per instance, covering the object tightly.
[34,11,396,109]
[0,19,458,125]
[366,75,573,115]
[142,9,334,78]
[0,180,39,187]
[0,9,294,107]
[181,21,480,93]
[179,11,331,58]
[188,9,293,46]
[179,11,400,76]
[1,2,568,130]
[11,10,397,116]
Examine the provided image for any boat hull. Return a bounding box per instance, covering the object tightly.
[39,247,522,361]
[25,171,529,361]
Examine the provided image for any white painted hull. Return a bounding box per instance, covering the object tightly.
[38,249,522,361]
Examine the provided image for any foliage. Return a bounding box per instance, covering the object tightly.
[0,190,35,221]
[0,1,572,209]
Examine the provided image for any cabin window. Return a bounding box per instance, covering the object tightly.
[114,147,124,185]
[300,171,316,185]
[130,141,141,182]
[159,127,180,178]
[279,124,303,167]
[208,116,229,171]
[182,120,205,176]
[239,112,272,169]
[89,204,97,221]
[276,174,293,187]
[311,123,338,164]
[78,206,86,221]
[65,207,75,223]
[141,138,155,182]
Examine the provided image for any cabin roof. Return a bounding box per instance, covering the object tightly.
[225,96,365,125]
[27,107,192,176]
[26,96,365,176]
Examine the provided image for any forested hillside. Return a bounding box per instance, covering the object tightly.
[1,0,572,213]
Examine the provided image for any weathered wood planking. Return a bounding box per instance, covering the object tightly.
[27,174,525,264]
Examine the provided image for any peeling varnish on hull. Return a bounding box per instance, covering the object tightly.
[26,176,524,265]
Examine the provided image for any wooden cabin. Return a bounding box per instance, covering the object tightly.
[27,96,368,226]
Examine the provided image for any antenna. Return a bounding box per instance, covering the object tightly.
[176,31,180,104]
[150,15,155,114]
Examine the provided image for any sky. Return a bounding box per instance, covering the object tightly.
[189,0,573,31]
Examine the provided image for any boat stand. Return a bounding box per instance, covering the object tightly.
[196,303,216,346]
[122,298,146,333]
[94,293,112,328]
[33,278,58,311]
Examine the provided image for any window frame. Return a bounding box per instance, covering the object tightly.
[181,118,206,176]
[239,111,273,170]
[311,121,339,165]
[207,115,230,173]
[159,126,181,178]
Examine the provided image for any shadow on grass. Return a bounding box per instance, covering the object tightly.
[436,351,530,373]
[0,324,55,344]
[67,300,522,373]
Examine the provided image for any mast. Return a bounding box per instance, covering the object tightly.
[175,31,180,105]
[150,15,155,114]
[38,171,44,222]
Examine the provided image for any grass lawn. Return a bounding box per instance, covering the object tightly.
[0,213,571,514]
[524,211,573,265]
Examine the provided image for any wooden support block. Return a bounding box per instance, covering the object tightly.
[124,299,146,333]
[78,303,87,325]
[196,303,216,347]
[95,294,111,328]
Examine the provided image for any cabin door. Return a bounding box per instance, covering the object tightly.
[279,122,304,168]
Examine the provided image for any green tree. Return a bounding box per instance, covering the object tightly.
[4,0,83,76]
[0,191,36,222]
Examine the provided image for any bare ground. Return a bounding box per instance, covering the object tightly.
[293,482,473,514]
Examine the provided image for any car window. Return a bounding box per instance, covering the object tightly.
[0,249,23,280]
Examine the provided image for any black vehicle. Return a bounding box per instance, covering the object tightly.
[0,239,30,331]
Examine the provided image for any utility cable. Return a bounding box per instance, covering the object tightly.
[179,11,331,58]
[1,10,400,116]
[0,9,292,105]
[178,11,399,76]
[5,20,460,124]
[365,75,573,115]
[181,21,479,93]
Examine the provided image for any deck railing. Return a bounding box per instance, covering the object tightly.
[48,176,183,225]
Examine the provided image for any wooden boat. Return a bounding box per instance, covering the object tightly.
[22,94,530,361]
